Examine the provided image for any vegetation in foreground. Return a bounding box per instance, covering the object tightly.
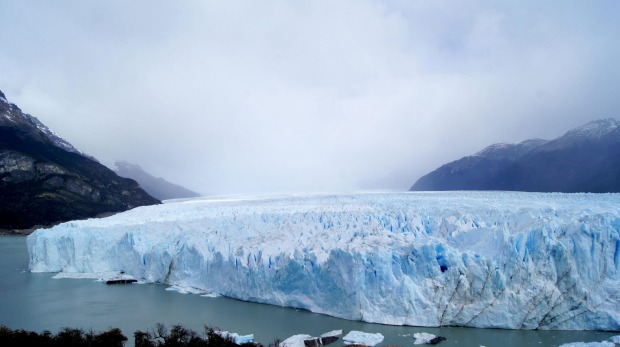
[0,323,268,347]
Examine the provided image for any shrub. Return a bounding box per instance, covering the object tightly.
[134,324,262,347]
[0,325,128,347]
[0,324,268,347]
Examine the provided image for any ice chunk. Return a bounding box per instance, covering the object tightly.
[280,334,313,347]
[200,292,220,298]
[342,331,384,346]
[165,285,210,295]
[559,342,614,347]
[320,330,342,337]
[413,332,437,344]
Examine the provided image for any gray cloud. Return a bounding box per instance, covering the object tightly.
[1,1,619,195]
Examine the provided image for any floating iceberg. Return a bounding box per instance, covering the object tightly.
[342,331,384,346]
[320,330,342,338]
[305,329,342,347]
[279,334,313,347]
[413,332,439,345]
[559,342,614,347]
[27,192,620,331]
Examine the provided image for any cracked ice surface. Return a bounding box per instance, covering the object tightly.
[27,191,620,331]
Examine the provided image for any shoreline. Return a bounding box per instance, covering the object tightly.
[0,228,36,236]
[0,212,119,236]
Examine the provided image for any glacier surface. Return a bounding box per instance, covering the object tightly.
[27,191,620,331]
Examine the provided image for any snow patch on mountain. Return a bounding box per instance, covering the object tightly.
[25,113,86,155]
[0,90,94,160]
[564,118,619,139]
[474,138,548,160]
[27,192,620,331]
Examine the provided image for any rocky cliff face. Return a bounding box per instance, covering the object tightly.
[0,90,161,232]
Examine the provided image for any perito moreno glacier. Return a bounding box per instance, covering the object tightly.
[27,191,620,331]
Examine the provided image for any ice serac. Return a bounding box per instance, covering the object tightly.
[27,192,620,331]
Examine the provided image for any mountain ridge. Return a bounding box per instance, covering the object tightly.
[0,90,161,232]
[410,118,620,193]
[114,160,201,200]
[0,92,96,160]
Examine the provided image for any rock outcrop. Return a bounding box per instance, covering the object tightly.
[0,90,161,231]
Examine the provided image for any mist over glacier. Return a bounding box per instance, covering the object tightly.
[27,192,620,331]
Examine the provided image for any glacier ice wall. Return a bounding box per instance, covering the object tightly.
[27,192,620,331]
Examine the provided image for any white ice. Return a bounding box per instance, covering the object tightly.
[559,342,614,347]
[279,334,313,347]
[320,330,342,338]
[27,191,620,331]
[342,330,384,346]
[413,332,437,345]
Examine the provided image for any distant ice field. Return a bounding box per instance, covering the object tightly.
[28,191,620,331]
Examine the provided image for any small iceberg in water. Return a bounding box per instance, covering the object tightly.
[280,334,313,347]
[280,330,343,347]
[558,335,620,347]
[100,271,138,284]
[165,285,217,296]
[303,329,342,347]
[559,342,614,347]
[342,331,384,346]
[413,332,447,345]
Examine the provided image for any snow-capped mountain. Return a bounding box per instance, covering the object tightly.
[0,89,160,231]
[410,139,549,191]
[533,118,620,153]
[114,160,200,200]
[474,139,548,161]
[561,118,619,141]
[0,90,94,159]
[27,192,620,331]
[410,118,620,192]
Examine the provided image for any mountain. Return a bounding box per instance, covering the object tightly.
[410,118,620,193]
[0,90,161,232]
[27,192,620,331]
[114,161,200,200]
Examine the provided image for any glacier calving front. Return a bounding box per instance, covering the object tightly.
[27,192,620,331]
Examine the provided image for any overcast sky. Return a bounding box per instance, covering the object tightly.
[1,1,619,195]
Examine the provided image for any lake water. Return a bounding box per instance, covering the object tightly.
[0,236,617,347]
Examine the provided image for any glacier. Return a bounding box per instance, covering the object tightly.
[27,191,620,331]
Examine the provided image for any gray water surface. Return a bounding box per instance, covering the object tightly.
[0,236,616,347]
